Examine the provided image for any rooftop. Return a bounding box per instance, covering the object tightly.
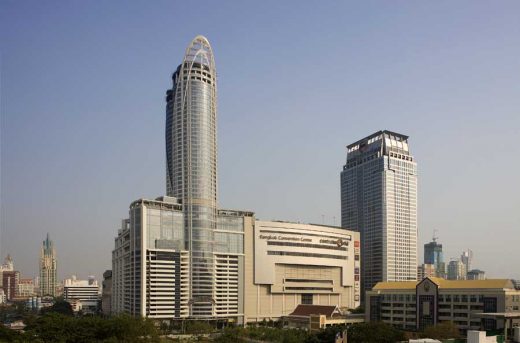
[372,277,514,290]
[347,130,409,149]
[288,305,340,318]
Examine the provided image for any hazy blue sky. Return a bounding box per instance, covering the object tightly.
[1,1,519,281]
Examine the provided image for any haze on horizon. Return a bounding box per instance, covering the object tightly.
[1,1,519,281]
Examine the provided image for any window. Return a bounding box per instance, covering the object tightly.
[301,294,313,305]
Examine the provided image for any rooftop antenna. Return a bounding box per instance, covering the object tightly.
[432,229,439,242]
[321,214,325,224]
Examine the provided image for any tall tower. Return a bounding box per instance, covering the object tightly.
[424,232,445,277]
[165,36,217,317]
[39,233,57,297]
[461,249,473,274]
[341,130,418,297]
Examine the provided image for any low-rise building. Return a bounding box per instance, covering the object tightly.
[64,275,100,313]
[366,277,520,334]
[284,304,364,331]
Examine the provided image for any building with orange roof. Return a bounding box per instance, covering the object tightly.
[366,277,520,334]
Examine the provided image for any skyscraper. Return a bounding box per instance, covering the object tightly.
[424,236,445,278]
[341,130,418,297]
[461,249,473,274]
[39,233,57,297]
[165,35,217,317]
[447,259,466,280]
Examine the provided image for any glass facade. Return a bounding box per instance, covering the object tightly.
[165,36,217,317]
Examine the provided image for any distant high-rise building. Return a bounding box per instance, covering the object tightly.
[165,35,217,317]
[341,130,418,296]
[424,236,445,278]
[2,271,19,300]
[101,270,112,315]
[461,249,473,274]
[447,259,466,280]
[467,269,486,280]
[417,264,436,280]
[0,254,14,289]
[39,233,57,297]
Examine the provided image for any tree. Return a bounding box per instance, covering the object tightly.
[347,322,406,343]
[421,321,461,340]
[22,313,160,343]
[308,322,405,343]
[40,300,73,316]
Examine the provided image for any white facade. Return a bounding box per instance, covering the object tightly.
[245,221,361,323]
[112,197,251,322]
[64,275,100,313]
[341,130,418,297]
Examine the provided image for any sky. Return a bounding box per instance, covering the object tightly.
[1,1,519,282]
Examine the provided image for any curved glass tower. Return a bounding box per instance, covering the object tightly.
[165,36,217,317]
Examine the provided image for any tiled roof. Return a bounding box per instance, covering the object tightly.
[372,278,514,291]
[288,304,339,318]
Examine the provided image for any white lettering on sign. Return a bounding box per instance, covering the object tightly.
[259,235,312,243]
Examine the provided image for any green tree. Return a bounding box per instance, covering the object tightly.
[40,300,73,316]
[308,322,405,343]
[184,320,213,334]
[348,322,405,343]
[0,324,24,343]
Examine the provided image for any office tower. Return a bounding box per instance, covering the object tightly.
[39,233,57,297]
[341,130,418,296]
[165,35,217,317]
[447,259,466,280]
[461,249,473,274]
[424,236,445,278]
